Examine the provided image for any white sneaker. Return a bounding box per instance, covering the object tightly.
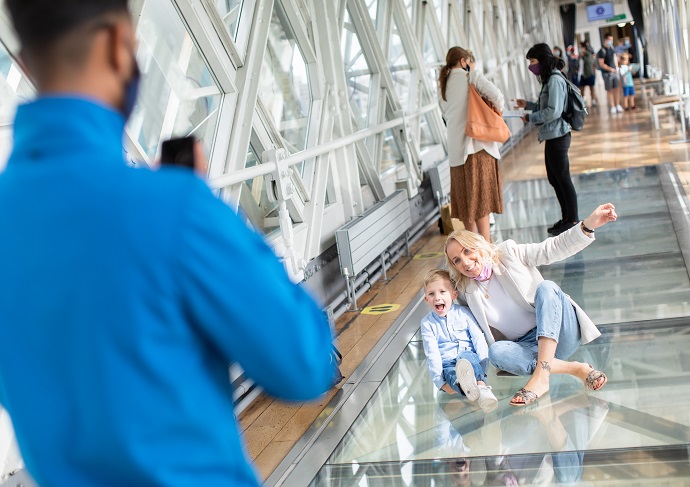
[455,359,479,401]
[616,105,624,113]
[477,385,498,413]
[610,107,617,114]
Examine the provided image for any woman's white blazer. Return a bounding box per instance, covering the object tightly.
[458,225,602,346]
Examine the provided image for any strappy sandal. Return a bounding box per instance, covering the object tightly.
[510,387,541,407]
[584,365,607,391]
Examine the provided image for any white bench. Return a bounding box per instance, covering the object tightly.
[650,95,682,130]
[428,159,451,208]
[335,190,412,310]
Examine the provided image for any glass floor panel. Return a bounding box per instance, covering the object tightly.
[495,166,690,325]
[303,165,690,486]
[312,445,690,486]
[312,322,690,485]
[326,325,690,465]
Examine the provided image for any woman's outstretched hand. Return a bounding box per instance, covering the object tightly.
[583,203,618,230]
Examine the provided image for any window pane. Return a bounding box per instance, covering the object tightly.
[213,0,244,40]
[242,146,281,234]
[259,4,311,153]
[419,114,438,150]
[432,0,443,23]
[423,23,441,99]
[366,0,379,28]
[388,18,412,108]
[381,128,404,174]
[0,43,34,170]
[129,0,222,162]
[402,0,413,20]
[342,8,373,129]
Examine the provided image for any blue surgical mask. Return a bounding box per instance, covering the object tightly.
[122,55,141,121]
[624,40,631,47]
[606,40,614,48]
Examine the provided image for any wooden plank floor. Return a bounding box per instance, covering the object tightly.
[242,88,690,482]
[240,226,447,481]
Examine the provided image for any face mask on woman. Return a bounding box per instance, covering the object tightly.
[528,63,541,76]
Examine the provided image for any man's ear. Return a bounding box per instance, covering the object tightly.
[105,19,135,80]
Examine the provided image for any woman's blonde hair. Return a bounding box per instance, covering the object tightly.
[443,230,500,291]
[438,46,474,101]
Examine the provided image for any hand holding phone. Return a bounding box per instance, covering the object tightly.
[160,136,196,169]
[160,136,208,176]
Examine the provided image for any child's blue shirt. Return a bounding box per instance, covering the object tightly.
[620,65,634,87]
[420,303,489,390]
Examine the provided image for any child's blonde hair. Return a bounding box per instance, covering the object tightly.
[423,269,456,291]
[620,53,630,63]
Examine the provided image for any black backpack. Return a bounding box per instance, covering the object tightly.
[556,71,587,131]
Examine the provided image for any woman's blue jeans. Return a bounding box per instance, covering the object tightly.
[442,350,485,395]
[488,280,581,376]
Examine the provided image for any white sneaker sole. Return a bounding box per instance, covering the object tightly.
[478,392,498,413]
[455,359,479,401]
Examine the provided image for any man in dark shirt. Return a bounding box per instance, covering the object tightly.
[597,34,622,114]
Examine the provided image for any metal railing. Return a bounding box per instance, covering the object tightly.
[208,102,439,190]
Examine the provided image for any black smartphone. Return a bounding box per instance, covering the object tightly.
[160,136,196,169]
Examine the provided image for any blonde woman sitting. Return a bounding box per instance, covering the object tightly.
[443,204,617,405]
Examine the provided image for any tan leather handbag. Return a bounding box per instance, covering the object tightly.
[465,84,511,143]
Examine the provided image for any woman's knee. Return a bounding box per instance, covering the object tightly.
[488,342,519,371]
[488,343,506,368]
[489,343,535,376]
[535,280,561,304]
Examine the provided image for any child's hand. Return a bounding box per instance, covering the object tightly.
[441,383,457,394]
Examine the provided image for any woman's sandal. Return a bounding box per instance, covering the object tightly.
[509,387,545,407]
[584,365,607,391]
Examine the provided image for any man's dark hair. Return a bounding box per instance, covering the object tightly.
[605,33,614,40]
[6,0,129,50]
[526,43,565,85]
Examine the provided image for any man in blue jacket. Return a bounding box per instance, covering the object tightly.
[0,1,334,486]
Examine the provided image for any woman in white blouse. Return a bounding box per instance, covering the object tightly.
[439,47,505,242]
[443,204,618,406]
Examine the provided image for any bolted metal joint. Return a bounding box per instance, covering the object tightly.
[262,148,295,203]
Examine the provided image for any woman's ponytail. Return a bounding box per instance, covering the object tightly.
[439,65,452,101]
[439,46,473,101]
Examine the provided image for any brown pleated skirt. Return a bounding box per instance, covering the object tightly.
[450,150,503,221]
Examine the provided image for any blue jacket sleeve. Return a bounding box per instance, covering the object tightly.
[175,180,334,401]
[528,75,567,126]
[420,317,446,390]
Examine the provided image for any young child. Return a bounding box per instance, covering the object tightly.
[420,269,498,412]
[619,54,636,110]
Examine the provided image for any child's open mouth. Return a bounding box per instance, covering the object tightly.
[435,303,446,312]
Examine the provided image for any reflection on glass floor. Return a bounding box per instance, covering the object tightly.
[495,165,690,325]
[308,166,690,485]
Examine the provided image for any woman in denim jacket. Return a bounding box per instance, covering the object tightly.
[515,43,578,236]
